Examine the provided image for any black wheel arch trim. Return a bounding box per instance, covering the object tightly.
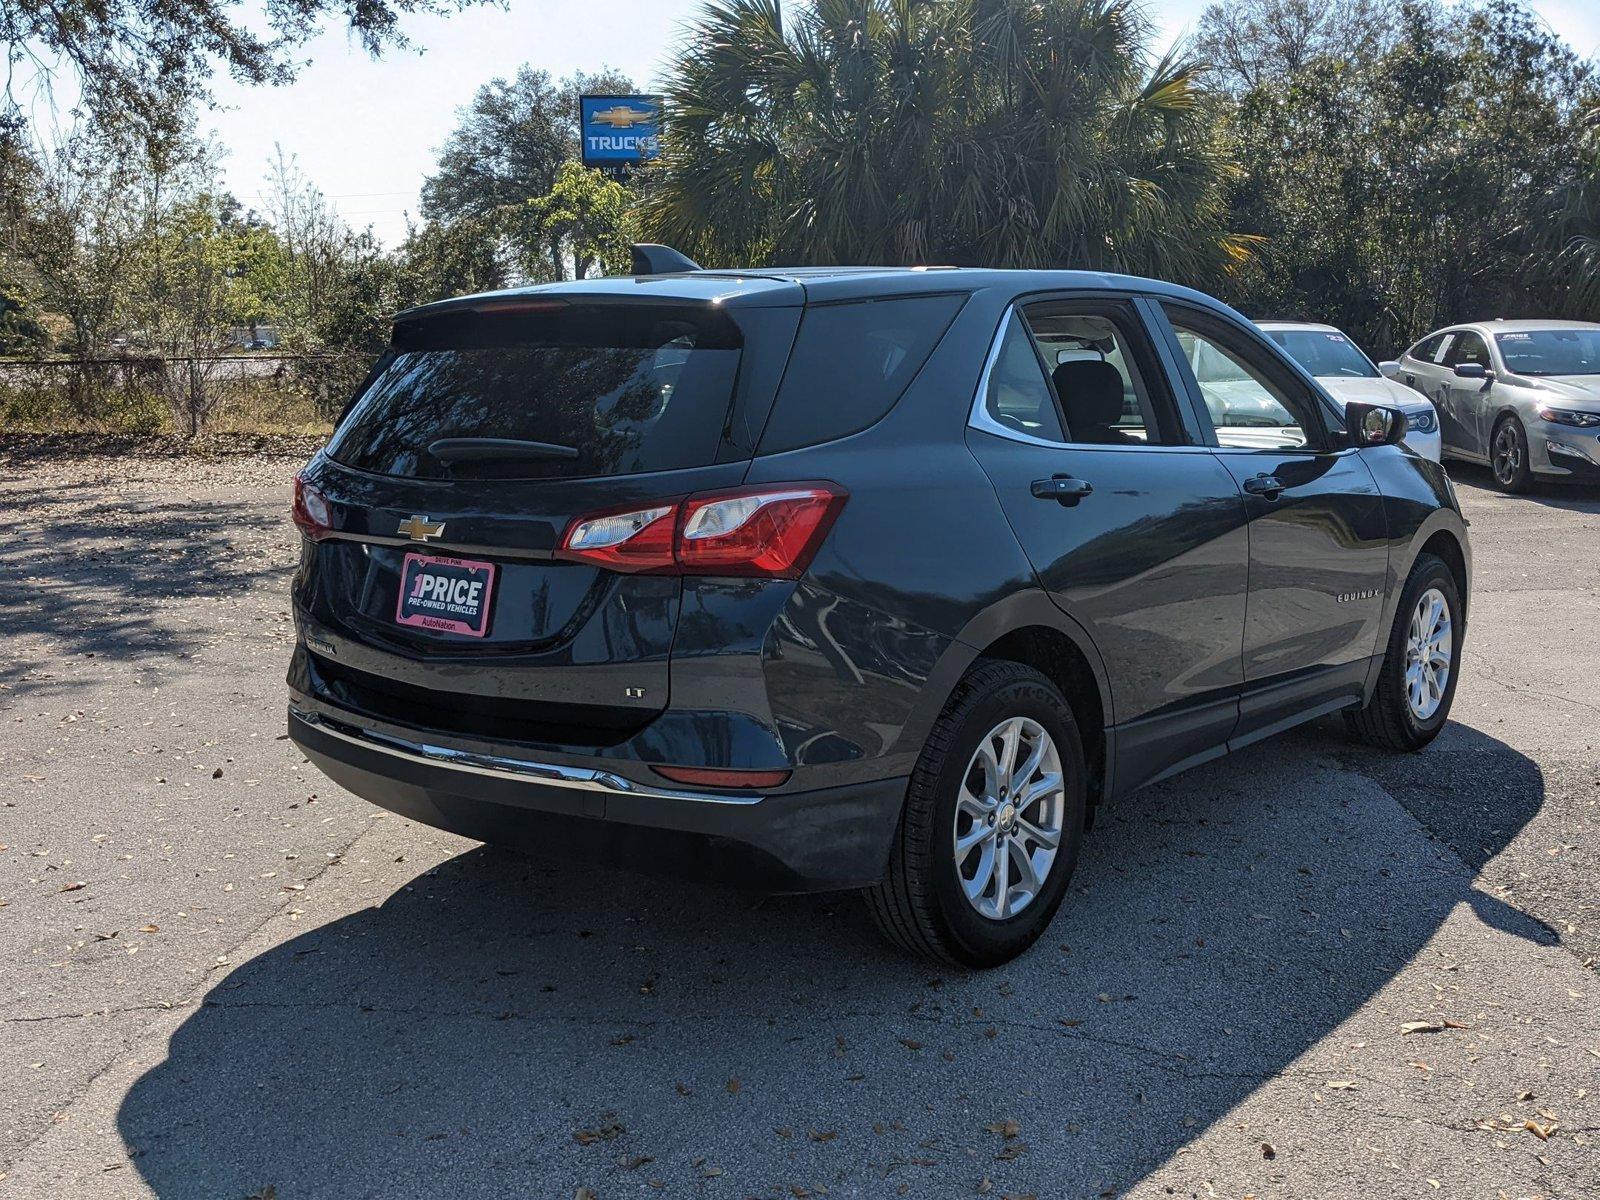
[1364,509,1471,702]
[891,588,1117,796]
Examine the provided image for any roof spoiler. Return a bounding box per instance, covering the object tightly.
[630,243,702,275]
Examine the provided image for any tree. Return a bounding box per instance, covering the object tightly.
[2,0,494,143]
[1196,0,1402,93]
[262,148,391,350]
[392,216,506,312]
[422,66,635,224]
[639,0,1247,282]
[1214,0,1596,351]
[0,278,48,355]
[513,161,632,281]
[13,121,147,362]
[1522,101,1600,319]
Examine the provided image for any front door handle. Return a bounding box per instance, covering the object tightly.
[1242,473,1284,500]
[1031,475,1093,506]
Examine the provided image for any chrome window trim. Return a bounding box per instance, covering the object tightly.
[966,305,1215,454]
[290,708,766,805]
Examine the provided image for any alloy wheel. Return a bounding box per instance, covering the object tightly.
[1404,586,1452,721]
[1492,422,1522,486]
[952,716,1065,921]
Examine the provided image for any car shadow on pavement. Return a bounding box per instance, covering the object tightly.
[115,724,1553,1199]
[0,496,287,696]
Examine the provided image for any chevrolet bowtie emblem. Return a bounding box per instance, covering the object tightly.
[397,515,445,543]
[591,104,655,128]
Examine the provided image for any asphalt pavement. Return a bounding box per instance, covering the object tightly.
[2,447,1596,1200]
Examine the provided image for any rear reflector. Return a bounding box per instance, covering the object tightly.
[651,765,792,790]
[556,483,846,578]
[292,475,333,540]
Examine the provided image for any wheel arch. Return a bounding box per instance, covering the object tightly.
[1416,528,1469,622]
[896,590,1114,823]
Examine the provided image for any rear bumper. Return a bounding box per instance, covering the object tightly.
[288,706,905,893]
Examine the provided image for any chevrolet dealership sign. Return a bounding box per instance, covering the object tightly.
[580,95,663,172]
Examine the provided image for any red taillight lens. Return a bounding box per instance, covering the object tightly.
[651,765,792,790]
[676,485,846,578]
[556,483,846,579]
[292,475,333,540]
[555,502,678,572]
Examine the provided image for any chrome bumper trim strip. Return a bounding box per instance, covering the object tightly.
[289,708,764,806]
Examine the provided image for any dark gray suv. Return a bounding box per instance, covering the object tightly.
[287,250,1470,967]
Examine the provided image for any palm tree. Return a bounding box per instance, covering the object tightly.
[639,0,1248,282]
[1527,98,1600,319]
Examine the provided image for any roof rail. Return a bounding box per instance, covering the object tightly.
[630,243,702,275]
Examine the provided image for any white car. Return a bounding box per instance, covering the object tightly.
[1257,321,1441,461]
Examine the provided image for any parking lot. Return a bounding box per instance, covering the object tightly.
[2,443,1597,1199]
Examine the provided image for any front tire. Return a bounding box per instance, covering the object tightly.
[1343,553,1462,751]
[1490,415,1533,493]
[865,661,1087,968]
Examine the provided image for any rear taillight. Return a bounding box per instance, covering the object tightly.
[560,502,677,571]
[556,483,846,579]
[292,475,333,540]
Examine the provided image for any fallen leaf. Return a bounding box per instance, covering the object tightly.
[1261,1142,1276,1160]
[899,1038,923,1051]
[995,1141,1028,1161]
[1524,1118,1556,1141]
[1401,1020,1446,1035]
[985,1119,1021,1139]
[573,1121,623,1145]
[809,1129,836,1143]
[138,924,159,934]
[1326,1081,1356,1090]
[59,881,86,893]
[726,1077,741,1094]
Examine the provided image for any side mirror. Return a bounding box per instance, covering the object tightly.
[1346,401,1407,448]
[1452,362,1488,379]
[1378,360,1402,379]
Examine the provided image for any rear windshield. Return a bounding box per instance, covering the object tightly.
[327,302,745,479]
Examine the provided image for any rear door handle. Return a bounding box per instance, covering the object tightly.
[1031,476,1093,506]
[1242,474,1284,500]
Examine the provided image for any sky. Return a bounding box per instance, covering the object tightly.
[169,0,1600,247]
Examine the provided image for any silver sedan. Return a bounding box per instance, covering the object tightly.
[1387,320,1600,491]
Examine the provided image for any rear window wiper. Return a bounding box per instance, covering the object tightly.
[427,437,580,463]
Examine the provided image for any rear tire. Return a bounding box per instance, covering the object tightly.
[1343,552,1462,752]
[865,661,1087,968]
[1489,415,1533,493]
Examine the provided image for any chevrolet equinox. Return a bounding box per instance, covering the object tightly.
[288,247,1470,967]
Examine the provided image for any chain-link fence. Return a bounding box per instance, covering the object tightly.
[0,352,376,436]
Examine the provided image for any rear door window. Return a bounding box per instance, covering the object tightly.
[757,293,967,453]
[1021,303,1177,445]
[327,302,747,480]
